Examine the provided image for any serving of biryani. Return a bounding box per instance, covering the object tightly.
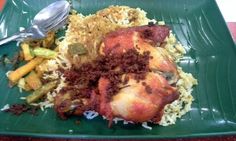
[4,6,197,129]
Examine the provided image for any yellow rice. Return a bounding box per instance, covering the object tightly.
[44,6,197,126]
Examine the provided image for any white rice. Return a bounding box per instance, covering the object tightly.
[123,120,134,125]
[142,122,152,130]
[17,78,26,93]
[32,101,54,111]
[68,129,73,133]
[157,21,165,25]
[20,97,26,100]
[0,104,10,111]
[83,111,99,120]
[113,117,125,124]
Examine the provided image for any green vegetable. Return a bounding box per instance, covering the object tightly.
[33,47,57,59]
[25,71,42,90]
[68,43,87,55]
[26,81,57,104]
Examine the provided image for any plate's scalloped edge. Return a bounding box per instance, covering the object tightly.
[1,131,236,139]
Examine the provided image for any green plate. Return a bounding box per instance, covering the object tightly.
[0,0,236,139]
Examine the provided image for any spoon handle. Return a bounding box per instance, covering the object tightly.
[0,34,22,46]
[0,32,32,46]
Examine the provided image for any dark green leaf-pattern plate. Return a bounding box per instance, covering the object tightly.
[0,0,236,139]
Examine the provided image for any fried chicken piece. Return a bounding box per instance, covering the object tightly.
[98,72,179,125]
[135,39,179,83]
[100,25,170,55]
[54,88,97,119]
[99,25,178,83]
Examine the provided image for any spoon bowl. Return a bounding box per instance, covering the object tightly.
[33,1,70,29]
[0,0,70,46]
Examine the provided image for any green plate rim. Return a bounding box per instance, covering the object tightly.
[1,130,236,139]
[0,0,236,139]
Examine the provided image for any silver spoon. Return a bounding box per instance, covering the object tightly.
[0,0,70,46]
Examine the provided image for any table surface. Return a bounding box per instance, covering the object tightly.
[0,0,236,140]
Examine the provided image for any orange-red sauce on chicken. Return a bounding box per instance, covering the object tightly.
[100,25,178,79]
[98,73,178,124]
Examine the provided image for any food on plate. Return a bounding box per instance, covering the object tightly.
[26,81,58,104]
[4,6,197,128]
[99,72,178,125]
[8,57,44,84]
